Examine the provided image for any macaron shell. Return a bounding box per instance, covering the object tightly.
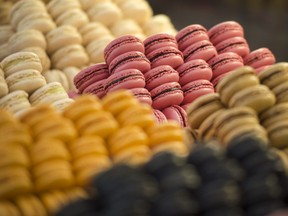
[153,109,167,124]
[267,121,288,149]
[129,87,152,105]
[150,82,184,110]
[177,59,213,86]
[215,36,250,57]
[259,103,288,128]
[244,48,276,69]
[162,105,187,127]
[144,65,179,91]
[105,69,145,93]
[0,76,8,97]
[83,79,106,99]
[144,33,178,55]
[271,81,288,104]
[183,40,217,62]
[146,46,184,69]
[181,80,214,105]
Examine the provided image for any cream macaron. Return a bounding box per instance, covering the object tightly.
[42,69,70,92]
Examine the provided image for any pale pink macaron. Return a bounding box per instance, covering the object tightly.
[182,40,217,62]
[208,21,244,45]
[109,51,151,74]
[176,59,213,86]
[150,82,184,110]
[244,47,276,70]
[68,90,80,99]
[144,65,179,91]
[181,79,214,105]
[104,69,145,93]
[208,52,244,79]
[146,46,184,69]
[104,35,145,65]
[82,79,106,99]
[143,33,178,56]
[215,36,250,57]
[176,24,209,51]
[162,105,187,127]
[153,109,167,124]
[130,87,152,105]
[74,63,109,93]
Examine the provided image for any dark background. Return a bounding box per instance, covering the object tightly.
[147,0,288,62]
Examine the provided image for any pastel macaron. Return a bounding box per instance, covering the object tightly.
[109,51,150,74]
[176,59,213,86]
[146,46,184,69]
[176,24,209,51]
[104,69,146,93]
[83,79,106,99]
[162,105,187,127]
[215,36,250,57]
[182,40,217,62]
[0,74,8,98]
[150,82,184,110]
[208,21,244,45]
[153,109,167,124]
[129,87,152,105]
[144,65,179,91]
[74,63,109,93]
[104,35,145,65]
[143,33,178,55]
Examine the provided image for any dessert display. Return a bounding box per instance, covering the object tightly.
[0,0,288,215]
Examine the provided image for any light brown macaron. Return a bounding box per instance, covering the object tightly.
[271,81,288,104]
[216,66,259,105]
[229,84,276,113]
[266,120,288,149]
[0,25,14,45]
[259,103,288,128]
[258,62,288,89]
[186,93,225,129]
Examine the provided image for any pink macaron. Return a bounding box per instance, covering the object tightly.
[109,51,151,74]
[146,46,184,69]
[162,105,187,127]
[244,47,276,69]
[181,79,214,104]
[176,24,209,51]
[68,90,80,99]
[176,59,213,86]
[182,40,217,62]
[74,63,109,93]
[208,52,244,79]
[208,21,244,45]
[130,87,152,105]
[144,65,179,91]
[104,35,145,65]
[211,71,233,87]
[143,33,178,56]
[153,109,167,124]
[150,82,184,110]
[82,79,106,99]
[104,69,145,93]
[215,36,250,57]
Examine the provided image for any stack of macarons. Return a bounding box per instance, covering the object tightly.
[0,68,8,98]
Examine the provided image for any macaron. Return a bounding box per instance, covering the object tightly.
[208,52,244,79]
[109,51,151,74]
[266,123,288,149]
[186,93,224,129]
[43,69,70,92]
[258,62,288,89]
[181,79,214,105]
[182,40,217,62]
[244,48,276,72]
[144,65,179,91]
[104,35,145,65]
[229,84,276,113]
[0,201,20,216]
[259,103,288,128]
[176,24,209,51]
[0,90,31,114]
[6,69,46,94]
[130,87,152,105]
[0,75,8,98]
[104,69,146,93]
[272,82,288,104]
[176,59,213,86]
[208,21,244,45]
[162,105,187,127]
[215,36,250,57]
[74,63,109,93]
[150,82,184,110]
[153,109,167,124]
[55,8,89,29]
[0,144,29,168]
[15,194,47,216]
[47,0,81,19]
[22,46,51,72]
[62,67,80,91]
[144,33,178,56]
[146,46,184,69]
[143,14,177,36]
[1,51,43,77]
[83,79,106,99]
[216,66,259,105]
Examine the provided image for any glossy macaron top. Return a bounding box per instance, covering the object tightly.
[208,21,244,45]
[176,59,213,86]
[176,24,209,51]
[215,36,250,57]
[74,63,109,93]
[109,51,151,74]
[104,35,145,65]
[144,65,179,91]
[244,48,276,69]
[146,46,184,69]
[143,33,178,55]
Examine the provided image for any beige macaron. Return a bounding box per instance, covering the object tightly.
[110,19,143,37]
[79,0,111,11]
[21,47,51,72]
[0,43,12,62]
[259,103,288,128]
[0,25,14,45]
[271,81,288,104]
[0,75,9,98]
[0,2,12,25]
[43,69,70,92]
[143,14,177,36]
[55,8,89,30]
[62,67,80,91]
[47,0,81,19]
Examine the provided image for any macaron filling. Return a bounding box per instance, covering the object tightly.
[105,73,145,91]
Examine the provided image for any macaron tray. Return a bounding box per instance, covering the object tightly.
[1,0,288,215]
